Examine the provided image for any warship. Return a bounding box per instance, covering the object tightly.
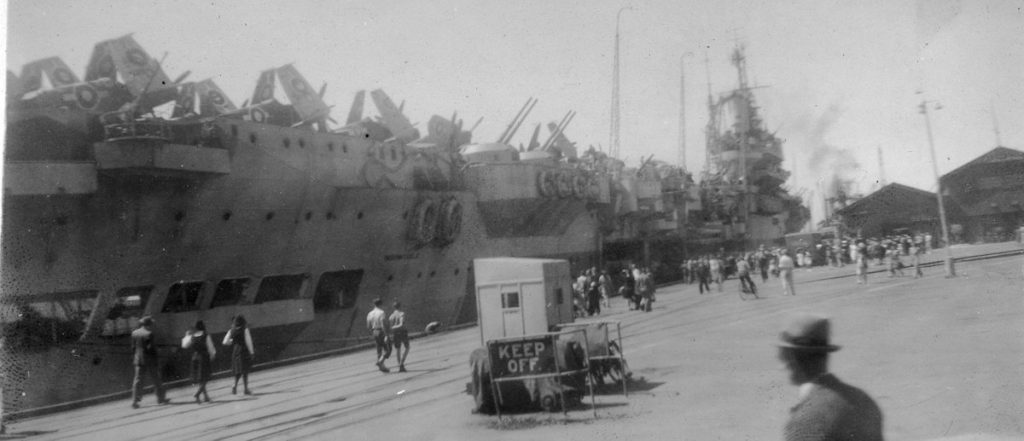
[696,45,808,248]
[1,35,615,413]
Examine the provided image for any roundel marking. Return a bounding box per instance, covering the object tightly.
[126,48,149,66]
[290,78,309,95]
[250,107,267,123]
[207,90,226,106]
[75,85,99,109]
[53,67,76,85]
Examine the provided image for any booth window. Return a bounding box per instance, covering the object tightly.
[501,292,520,309]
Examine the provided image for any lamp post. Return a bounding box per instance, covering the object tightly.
[919,99,956,277]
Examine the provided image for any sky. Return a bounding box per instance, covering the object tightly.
[4,0,1023,225]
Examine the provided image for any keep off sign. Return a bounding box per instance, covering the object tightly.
[488,335,557,379]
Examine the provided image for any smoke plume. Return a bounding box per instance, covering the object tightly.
[802,104,862,198]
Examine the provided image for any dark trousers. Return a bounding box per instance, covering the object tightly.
[698,277,710,293]
[739,274,757,293]
[132,363,165,403]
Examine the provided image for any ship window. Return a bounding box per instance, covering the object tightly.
[305,211,312,221]
[266,212,275,220]
[110,286,154,320]
[250,133,257,143]
[328,142,335,152]
[253,274,307,304]
[211,278,250,308]
[357,212,363,219]
[161,281,204,313]
[223,211,232,221]
[314,270,364,311]
[501,292,520,309]
[283,138,291,148]
[342,143,348,153]
[299,138,306,148]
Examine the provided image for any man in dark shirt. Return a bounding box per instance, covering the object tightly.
[131,316,169,408]
[777,314,883,441]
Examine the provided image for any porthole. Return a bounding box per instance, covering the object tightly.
[266,212,275,221]
[298,138,306,148]
[454,268,460,275]
[250,133,257,143]
[328,142,335,152]
[305,211,312,221]
[402,211,408,220]
[283,138,291,148]
[175,211,185,222]
[387,275,394,282]
[326,212,335,220]
[429,271,436,277]
[222,211,232,221]
[357,212,364,220]
[417,272,422,279]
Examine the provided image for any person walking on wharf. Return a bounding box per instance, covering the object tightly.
[367,298,391,372]
[182,320,217,403]
[779,251,796,296]
[736,255,758,299]
[131,316,169,408]
[389,301,410,372]
[223,315,255,395]
[777,314,884,441]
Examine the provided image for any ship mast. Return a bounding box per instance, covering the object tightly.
[678,53,692,169]
[610,7,630,159]
[732,45,750,232]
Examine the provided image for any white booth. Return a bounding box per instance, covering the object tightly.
[473,257,574,345]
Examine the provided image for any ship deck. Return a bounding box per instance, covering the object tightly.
[6,242,1023,441]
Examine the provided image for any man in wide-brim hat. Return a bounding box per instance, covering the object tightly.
[776,314,884,441]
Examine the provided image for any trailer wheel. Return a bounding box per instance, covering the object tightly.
[471,368,495,414]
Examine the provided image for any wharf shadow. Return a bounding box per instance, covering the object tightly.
[0,429,59,439]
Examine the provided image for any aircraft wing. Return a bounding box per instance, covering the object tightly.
[19,57,80,90]
[85,35,172,96]
[276,64,331,123]
[195,79,237,115]
[346,90,365,125]
[251,69,276,105]
[370,89,419,142]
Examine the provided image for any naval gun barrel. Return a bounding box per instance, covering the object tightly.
[498,97,537,144]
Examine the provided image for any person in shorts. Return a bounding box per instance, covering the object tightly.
[389,301,410,372]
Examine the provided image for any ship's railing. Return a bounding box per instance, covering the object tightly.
[103,121,171,142]
[101,119,225,148]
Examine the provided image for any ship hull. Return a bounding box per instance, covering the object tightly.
[1,120,601,411]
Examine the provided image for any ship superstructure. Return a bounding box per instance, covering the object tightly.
[699,45,807,246]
